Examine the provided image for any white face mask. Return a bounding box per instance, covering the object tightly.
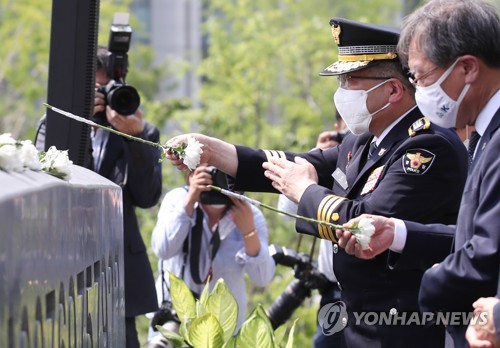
[334,79,391,135]
[414,58,470,128]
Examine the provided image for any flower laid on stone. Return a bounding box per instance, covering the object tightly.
[209,185,376,249]
[0,133,41,172]
[0,133,72,180]
[39,146,73,180]
[44,103,204,171]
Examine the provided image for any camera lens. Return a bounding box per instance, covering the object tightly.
[266,278,311,329]
[107,85,141,116]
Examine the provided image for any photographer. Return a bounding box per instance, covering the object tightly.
[148,164,275,347]
[95,45,162,348]
[93,45,142,129]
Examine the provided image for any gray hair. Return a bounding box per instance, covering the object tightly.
[398,0,500,68]
[368,60,416,94]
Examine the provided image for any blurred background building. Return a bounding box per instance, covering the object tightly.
[132,0,202,101]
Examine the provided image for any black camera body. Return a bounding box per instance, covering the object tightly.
[329,129,349,143]
[95,13,140,121]
[150,300,180,331]
[266,244,331,329]
[201,168,233,206]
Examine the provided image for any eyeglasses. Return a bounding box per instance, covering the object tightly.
[408,66,440,87]
[337,75,392,88]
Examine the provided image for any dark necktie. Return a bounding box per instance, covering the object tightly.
[468,131,481,165]
[368,141,378,160]
[209,226,221,262]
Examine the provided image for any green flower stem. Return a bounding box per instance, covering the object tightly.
[43,103,169,152]
[209,185,359,234]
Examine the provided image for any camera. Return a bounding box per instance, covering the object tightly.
[97,80,140,117]
[266,244,332,329]
[150,300,180,331]
[95,13,140,120]
[329,129,349,144]
[201,168,233,206]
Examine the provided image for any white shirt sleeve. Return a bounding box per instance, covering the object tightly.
[151,187,196,259]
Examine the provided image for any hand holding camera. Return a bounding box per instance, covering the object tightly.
[200,167,233,206]
[229,197,253,233]
[186,165,213,205]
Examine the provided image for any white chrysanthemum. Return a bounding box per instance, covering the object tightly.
[40,146,58,169]
[182,137,204,171]
[354,217,376,250]
[52,150,72,177]
[0,133,16,145]
[40,146,73,180]
[19,140,42,171]
[0,143,23,172]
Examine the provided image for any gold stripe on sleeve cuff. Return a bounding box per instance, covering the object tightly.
[317,195,346,241]
[263,150,286,161]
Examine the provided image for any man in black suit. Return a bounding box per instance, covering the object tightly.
[93,46,162,348]
[164,18,469,347]
[337,1,500,347]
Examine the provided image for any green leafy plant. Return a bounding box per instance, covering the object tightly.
[157,272,297,348]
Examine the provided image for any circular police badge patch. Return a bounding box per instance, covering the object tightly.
[402,149,435,174]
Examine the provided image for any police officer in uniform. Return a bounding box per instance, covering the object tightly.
[337,1,500,347]
[165,18,468,347]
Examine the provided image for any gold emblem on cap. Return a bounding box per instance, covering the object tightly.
[331,24,341,45]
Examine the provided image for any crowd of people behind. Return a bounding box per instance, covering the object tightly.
[35,0,500,347]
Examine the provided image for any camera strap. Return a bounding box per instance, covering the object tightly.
[189,206,221,284]
[160,260,167,304]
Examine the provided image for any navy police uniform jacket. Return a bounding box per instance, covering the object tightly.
[233,108,468,347]
[413,108,500,348]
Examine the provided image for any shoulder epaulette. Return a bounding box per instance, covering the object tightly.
[408,117,431,137]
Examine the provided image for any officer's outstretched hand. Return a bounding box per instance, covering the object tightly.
[336,214,395,259]
[165,134,238,176]
[263,156,318,203]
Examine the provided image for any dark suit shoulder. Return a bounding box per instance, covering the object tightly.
[400,121,468,162]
